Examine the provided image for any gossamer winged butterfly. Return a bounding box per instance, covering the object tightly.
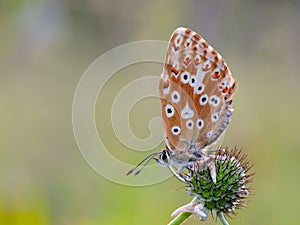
[126,28,237,179]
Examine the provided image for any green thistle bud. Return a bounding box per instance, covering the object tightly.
[169,147,254,225]
[187,147,254,215]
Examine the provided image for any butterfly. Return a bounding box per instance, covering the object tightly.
[126,27,237,180]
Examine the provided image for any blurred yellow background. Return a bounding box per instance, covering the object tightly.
[1,0,300,224]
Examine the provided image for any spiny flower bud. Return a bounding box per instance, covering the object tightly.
[187,147,254,215]
[171,147,254,224]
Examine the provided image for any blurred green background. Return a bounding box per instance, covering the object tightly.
[1,0,300,224]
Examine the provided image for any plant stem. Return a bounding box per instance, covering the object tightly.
[167,197,198,225]
[167,211,192,225]
[218,212,229,225]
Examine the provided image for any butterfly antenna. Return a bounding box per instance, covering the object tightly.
[134,153,160,175]
[126,152,160,176]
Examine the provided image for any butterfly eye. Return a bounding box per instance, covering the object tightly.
[161,152,168,162]
[159,150,170,165]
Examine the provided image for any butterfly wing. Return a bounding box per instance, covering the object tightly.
[159,28,237,153]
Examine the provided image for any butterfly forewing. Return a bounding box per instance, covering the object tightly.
[159,28,237,154]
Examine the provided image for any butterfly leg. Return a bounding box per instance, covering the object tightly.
[179,162,211,189]
[168,163,197,188]
[178,162,195,174]
[168,165,192,185]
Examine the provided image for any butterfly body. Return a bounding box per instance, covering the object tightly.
[159,147,200,166]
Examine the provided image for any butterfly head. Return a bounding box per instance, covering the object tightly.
[157,149,172,167]
[126,148,173,176]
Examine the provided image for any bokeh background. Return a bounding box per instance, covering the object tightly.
[1,0,300,224]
